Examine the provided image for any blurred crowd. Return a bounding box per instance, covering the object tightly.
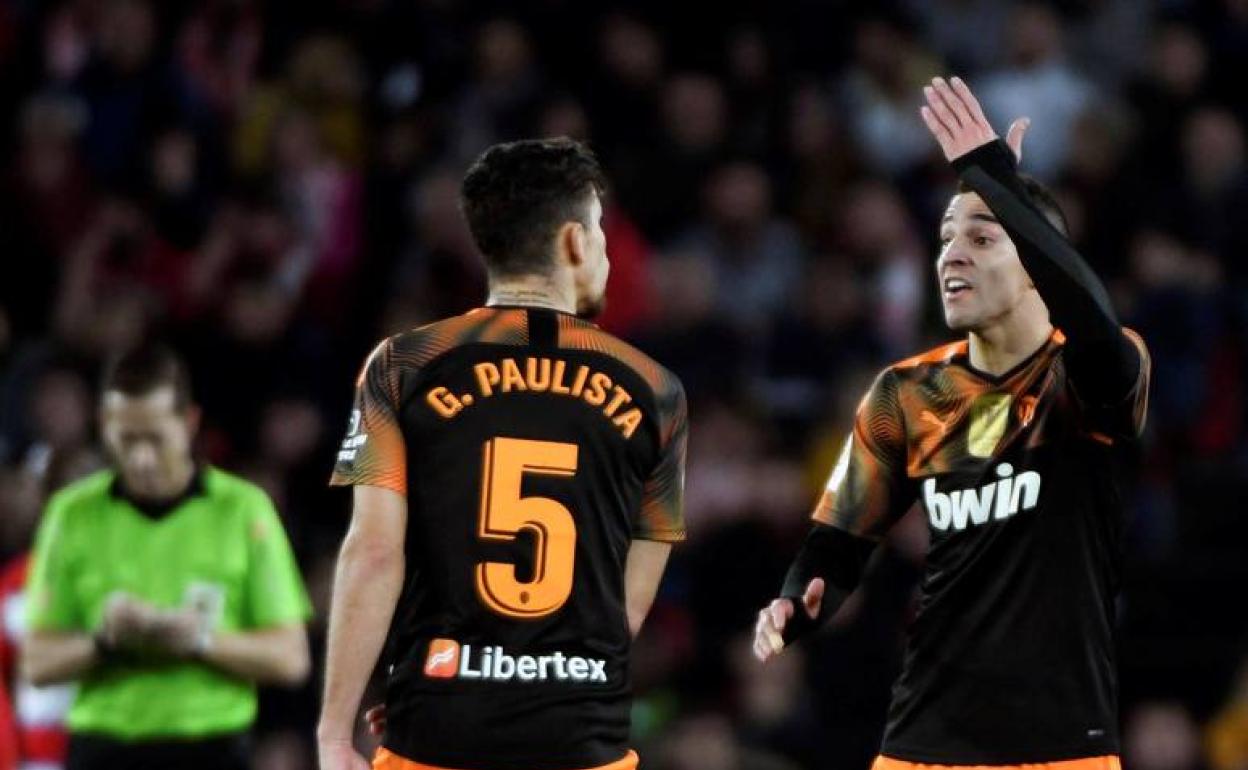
[1,1,1247,768]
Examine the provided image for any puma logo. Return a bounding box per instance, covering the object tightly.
[1018,395,1038,427]
[921,410,952,435]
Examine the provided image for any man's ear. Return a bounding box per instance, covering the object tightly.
[559,220,586,268]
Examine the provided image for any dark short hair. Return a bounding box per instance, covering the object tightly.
[957,175,1070,237]
[101,342,192,410]
[460,137,607,277]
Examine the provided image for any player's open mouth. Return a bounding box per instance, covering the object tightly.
[943,277,973,299]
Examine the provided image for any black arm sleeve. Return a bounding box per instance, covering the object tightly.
[778,523,878,644]
[952,140,1141,405]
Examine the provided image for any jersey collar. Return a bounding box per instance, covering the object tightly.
[958,330,1062,386]
[109,465,208,521]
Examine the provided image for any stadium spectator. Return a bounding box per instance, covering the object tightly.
[1206,660,1248,770]
[1123,701,1207,770]
[837,12,941,178]
[978,2,1095,179]
[0,446,101,770]
[669,161,806,337]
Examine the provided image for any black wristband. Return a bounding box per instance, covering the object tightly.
[778,598,822,643]
[950,138,1017,178]
[778,524,877,644]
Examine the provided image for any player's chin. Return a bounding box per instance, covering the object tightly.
[942,305,976,332]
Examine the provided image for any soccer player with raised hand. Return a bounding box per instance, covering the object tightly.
[754,77,1149,770]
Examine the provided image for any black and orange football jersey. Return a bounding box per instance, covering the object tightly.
[331,306,687,770]
[815,329,1149,764]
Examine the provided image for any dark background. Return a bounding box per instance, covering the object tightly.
[0,1,1246,769]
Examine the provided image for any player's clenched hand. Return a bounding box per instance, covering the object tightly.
[919,76,1029,164]
[364,704,386,736]
[753,598,793,662]
[752,578,825,663]
[318,738,371,770]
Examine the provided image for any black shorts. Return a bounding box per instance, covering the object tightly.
[66,731,250,770]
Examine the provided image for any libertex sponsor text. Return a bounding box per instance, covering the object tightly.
[424,638,608,684]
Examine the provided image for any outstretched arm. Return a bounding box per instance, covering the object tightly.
[753,524,878,662]
[754,371,910,662]
[920,76,1142,408]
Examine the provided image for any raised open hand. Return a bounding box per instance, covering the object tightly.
[919,76,1029,164]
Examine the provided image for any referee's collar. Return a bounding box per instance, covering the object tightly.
[109,465,208,520]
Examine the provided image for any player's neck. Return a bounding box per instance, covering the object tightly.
[486,275,576,315]
[968,316,1054,377]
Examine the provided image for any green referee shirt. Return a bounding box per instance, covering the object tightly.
[25,466,312,740]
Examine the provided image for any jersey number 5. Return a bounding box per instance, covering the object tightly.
[475,437,578,619]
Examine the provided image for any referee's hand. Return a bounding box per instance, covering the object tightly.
[752,578,825,663]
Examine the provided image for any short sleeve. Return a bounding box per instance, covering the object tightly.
[635,382,688,543]
[25,496,83,632]
[330,338,407,495]
[243,491,312,628]
[813,370,913,539]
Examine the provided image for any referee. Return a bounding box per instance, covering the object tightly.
[21,343,312,770]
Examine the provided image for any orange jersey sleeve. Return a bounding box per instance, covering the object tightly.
[1068,326,1153,441]
[813,369,913,538]
[1123,329,1151,436]
[635,379,688,543]
[1077,327,1151,440]
[330,337,407,495]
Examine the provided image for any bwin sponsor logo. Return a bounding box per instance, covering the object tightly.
[923,463,1042,531]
